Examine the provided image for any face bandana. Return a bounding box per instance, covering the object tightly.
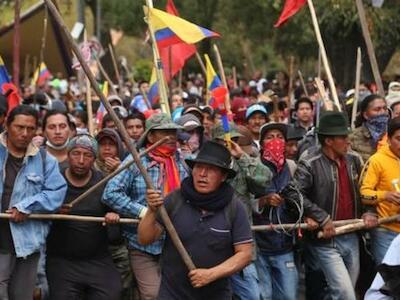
[365,114,389,148]
[262,138,286,173]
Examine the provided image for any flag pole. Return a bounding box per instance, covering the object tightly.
[355,0,384,96]
[306,0,341,111]
[351,47,362,130]
[195,51,207,77]
[144,1,171,117]
[13,0,21,89]
[213,44,232,115]
[44,0,195,271]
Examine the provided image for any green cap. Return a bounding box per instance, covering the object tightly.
[137,113,182,147]
[211,121,243,140]
[316,111,351,136]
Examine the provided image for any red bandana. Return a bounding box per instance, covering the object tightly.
[262,138,286,172]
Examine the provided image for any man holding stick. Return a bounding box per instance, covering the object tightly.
[138,141,253,299]
[283,111,377,300]
[46,134,121,300]
[102,113,187,300]
[0,105,67,300]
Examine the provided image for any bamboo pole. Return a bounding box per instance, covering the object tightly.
[213,44,232,115]
[351,47,362,130]
[252,219,363,232]
[144,3,171,117]
[195,51,207,77]
[44,0,195,271]
[0,213,139,224]
[96,56,119,96]
[355,0,384,96]
[108,43,124,98]
[68,137,169,207]
[317,214,400,238]
[84,31,94,136]
[307,0,340,110]
[315,77,335,111]
[298,70,309,97]
[287,55,295,109]
[13,0,21,89]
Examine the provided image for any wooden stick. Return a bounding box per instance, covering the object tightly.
[287,55,295,109]
[68,137,169,207]
[317,214,400,238]
[213,44,232,115]
[252,219,363,232]
[108,43,124,98]
[96,56,119,96]
[45,0,195,271]
[315,77,334,111]
[195,51,207,77]
[355,0,384,96]
[0,213,139,224]
[351,47,362,130]
[298,70,309,97]
[232,66,238,89]
[307,0,340,110]
[84,31,94,136]
[144,3,171,117]
[13,0,21,89]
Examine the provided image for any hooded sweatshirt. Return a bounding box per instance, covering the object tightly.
[360,144,400,233]
[95,128,125,175]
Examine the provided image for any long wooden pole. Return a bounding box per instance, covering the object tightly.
[355,0,384,96]
[298,70,309,97]
[318,214,400,238]
[68,137,169,207]
[144,3,171,117]
[287,56,295,109]
[213,44,232,115]
[96,56,119,96]
[195,51,207,77]
[108,43,124,98]
[84,31,94,136]
[351,47,362,130]
[307,0,340,110]
[13,0,21,89]
[45,0,195,271]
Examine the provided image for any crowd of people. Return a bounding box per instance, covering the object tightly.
[0,69,400,300]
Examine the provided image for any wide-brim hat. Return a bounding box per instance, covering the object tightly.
[137,113,182,148]
[185,141,236,179]
[316,111,351,136]
[260,122,288,142]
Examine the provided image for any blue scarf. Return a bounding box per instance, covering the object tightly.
[365,114,389,148]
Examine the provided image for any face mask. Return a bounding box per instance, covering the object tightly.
[46,138,70,151]
[262,138,286,172]
[365,114,389,147]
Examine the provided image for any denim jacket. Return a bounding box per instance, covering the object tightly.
[0,133,67,257]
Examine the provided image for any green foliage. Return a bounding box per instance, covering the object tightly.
[133,59,152,82]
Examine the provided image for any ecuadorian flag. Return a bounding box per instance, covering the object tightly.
[147,68,159,105]
[204,54,222,91]
[144,6,220,49]
[0,55,10,90]
[31,62,51,86]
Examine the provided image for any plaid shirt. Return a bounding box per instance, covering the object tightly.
[102,151,188,255]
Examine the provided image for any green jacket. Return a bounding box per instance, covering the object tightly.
[349,125,375,163]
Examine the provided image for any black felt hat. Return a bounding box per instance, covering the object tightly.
[316,111,351,136]
[185,141,236,179]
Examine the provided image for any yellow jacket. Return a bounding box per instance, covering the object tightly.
[360,144,400,233]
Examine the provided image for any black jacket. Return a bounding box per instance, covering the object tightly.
[282,146,365,243]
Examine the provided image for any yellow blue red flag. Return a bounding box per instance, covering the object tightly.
[144,6,220,49]
[148,68,159,105]
[204,54,222,91]
[0,55,10,89]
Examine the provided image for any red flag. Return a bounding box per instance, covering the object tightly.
[2,83,20,114]
[274,0,306,27]
[160,0,196,82]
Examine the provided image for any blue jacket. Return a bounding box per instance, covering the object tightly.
[0,133,67,257]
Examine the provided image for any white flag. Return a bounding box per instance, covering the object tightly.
[372,0,384,7]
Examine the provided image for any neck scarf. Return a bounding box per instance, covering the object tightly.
[147,143,180,195]
[46,138,70,151]
[262,138,286,172]
[365,114,388,148]
[181,176,233,211]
